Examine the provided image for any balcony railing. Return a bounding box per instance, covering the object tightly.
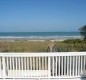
[0,52,86,79]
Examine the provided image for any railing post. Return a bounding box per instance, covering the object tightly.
[48,56,51,79]
[2,57,6,79]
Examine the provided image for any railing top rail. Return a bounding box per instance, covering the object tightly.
[0,52,86,57]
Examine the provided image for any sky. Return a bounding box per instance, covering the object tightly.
[0,0,86,32]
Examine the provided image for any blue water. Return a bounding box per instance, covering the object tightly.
[0,32,81,40]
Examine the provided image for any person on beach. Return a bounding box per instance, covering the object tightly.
[47,42,59,76]
[47,42,58,52]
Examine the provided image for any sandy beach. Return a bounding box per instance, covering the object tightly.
[0,35,82,42]
[0,39,64,42]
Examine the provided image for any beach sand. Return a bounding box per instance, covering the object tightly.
[0,38,63,42]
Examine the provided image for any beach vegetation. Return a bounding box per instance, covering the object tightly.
[79,25,86,40]
[0,41,50,52]
[0,39,86,52]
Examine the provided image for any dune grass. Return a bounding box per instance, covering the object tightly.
[0,39,86,52]
[54,39,86,52]
[0,40,50,52]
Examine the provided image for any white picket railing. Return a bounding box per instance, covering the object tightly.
[0,52,86,80]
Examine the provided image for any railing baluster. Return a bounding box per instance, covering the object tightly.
[48,56,51,78]
[70,56,71,76]
[29,57,30,70]
[21,57,23,77]
[12,57,14,78]
[56,56,57,77]
[24,57,26,77]
[44,57,45,70]
[0,57,2,74]
[78,56,80,76]
[35,57,36,70]
[15,57,17,77]
[67,56,69,76]
[84,56,86,71]
[64,56,66,76]
[73,56,74,76]
[42,57,44,70]
[41,57,42,70]
[39,57,41,70]
[30,57,32,70]
[61,56,63,76]
[44,57,46,70]
[27,57,29,70]
[18,57,20,77]
[36,57,38,70]
[0,57,1,77]
[6,57,8,77]
[53,57,54,77]
[32,57,34,70]
[76,56,77,76]
[3,57,6,79]
[81,56,82,74]
[10,57,12,77]
[59,56,60,76]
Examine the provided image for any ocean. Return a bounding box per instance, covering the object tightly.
[0,32,81,40]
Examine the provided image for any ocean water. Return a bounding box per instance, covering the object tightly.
[0,32,81,40]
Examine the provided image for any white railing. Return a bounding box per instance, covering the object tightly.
[0,52,86,79]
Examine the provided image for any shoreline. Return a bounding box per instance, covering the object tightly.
[0,39,64,42]
[0,37,82,42]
